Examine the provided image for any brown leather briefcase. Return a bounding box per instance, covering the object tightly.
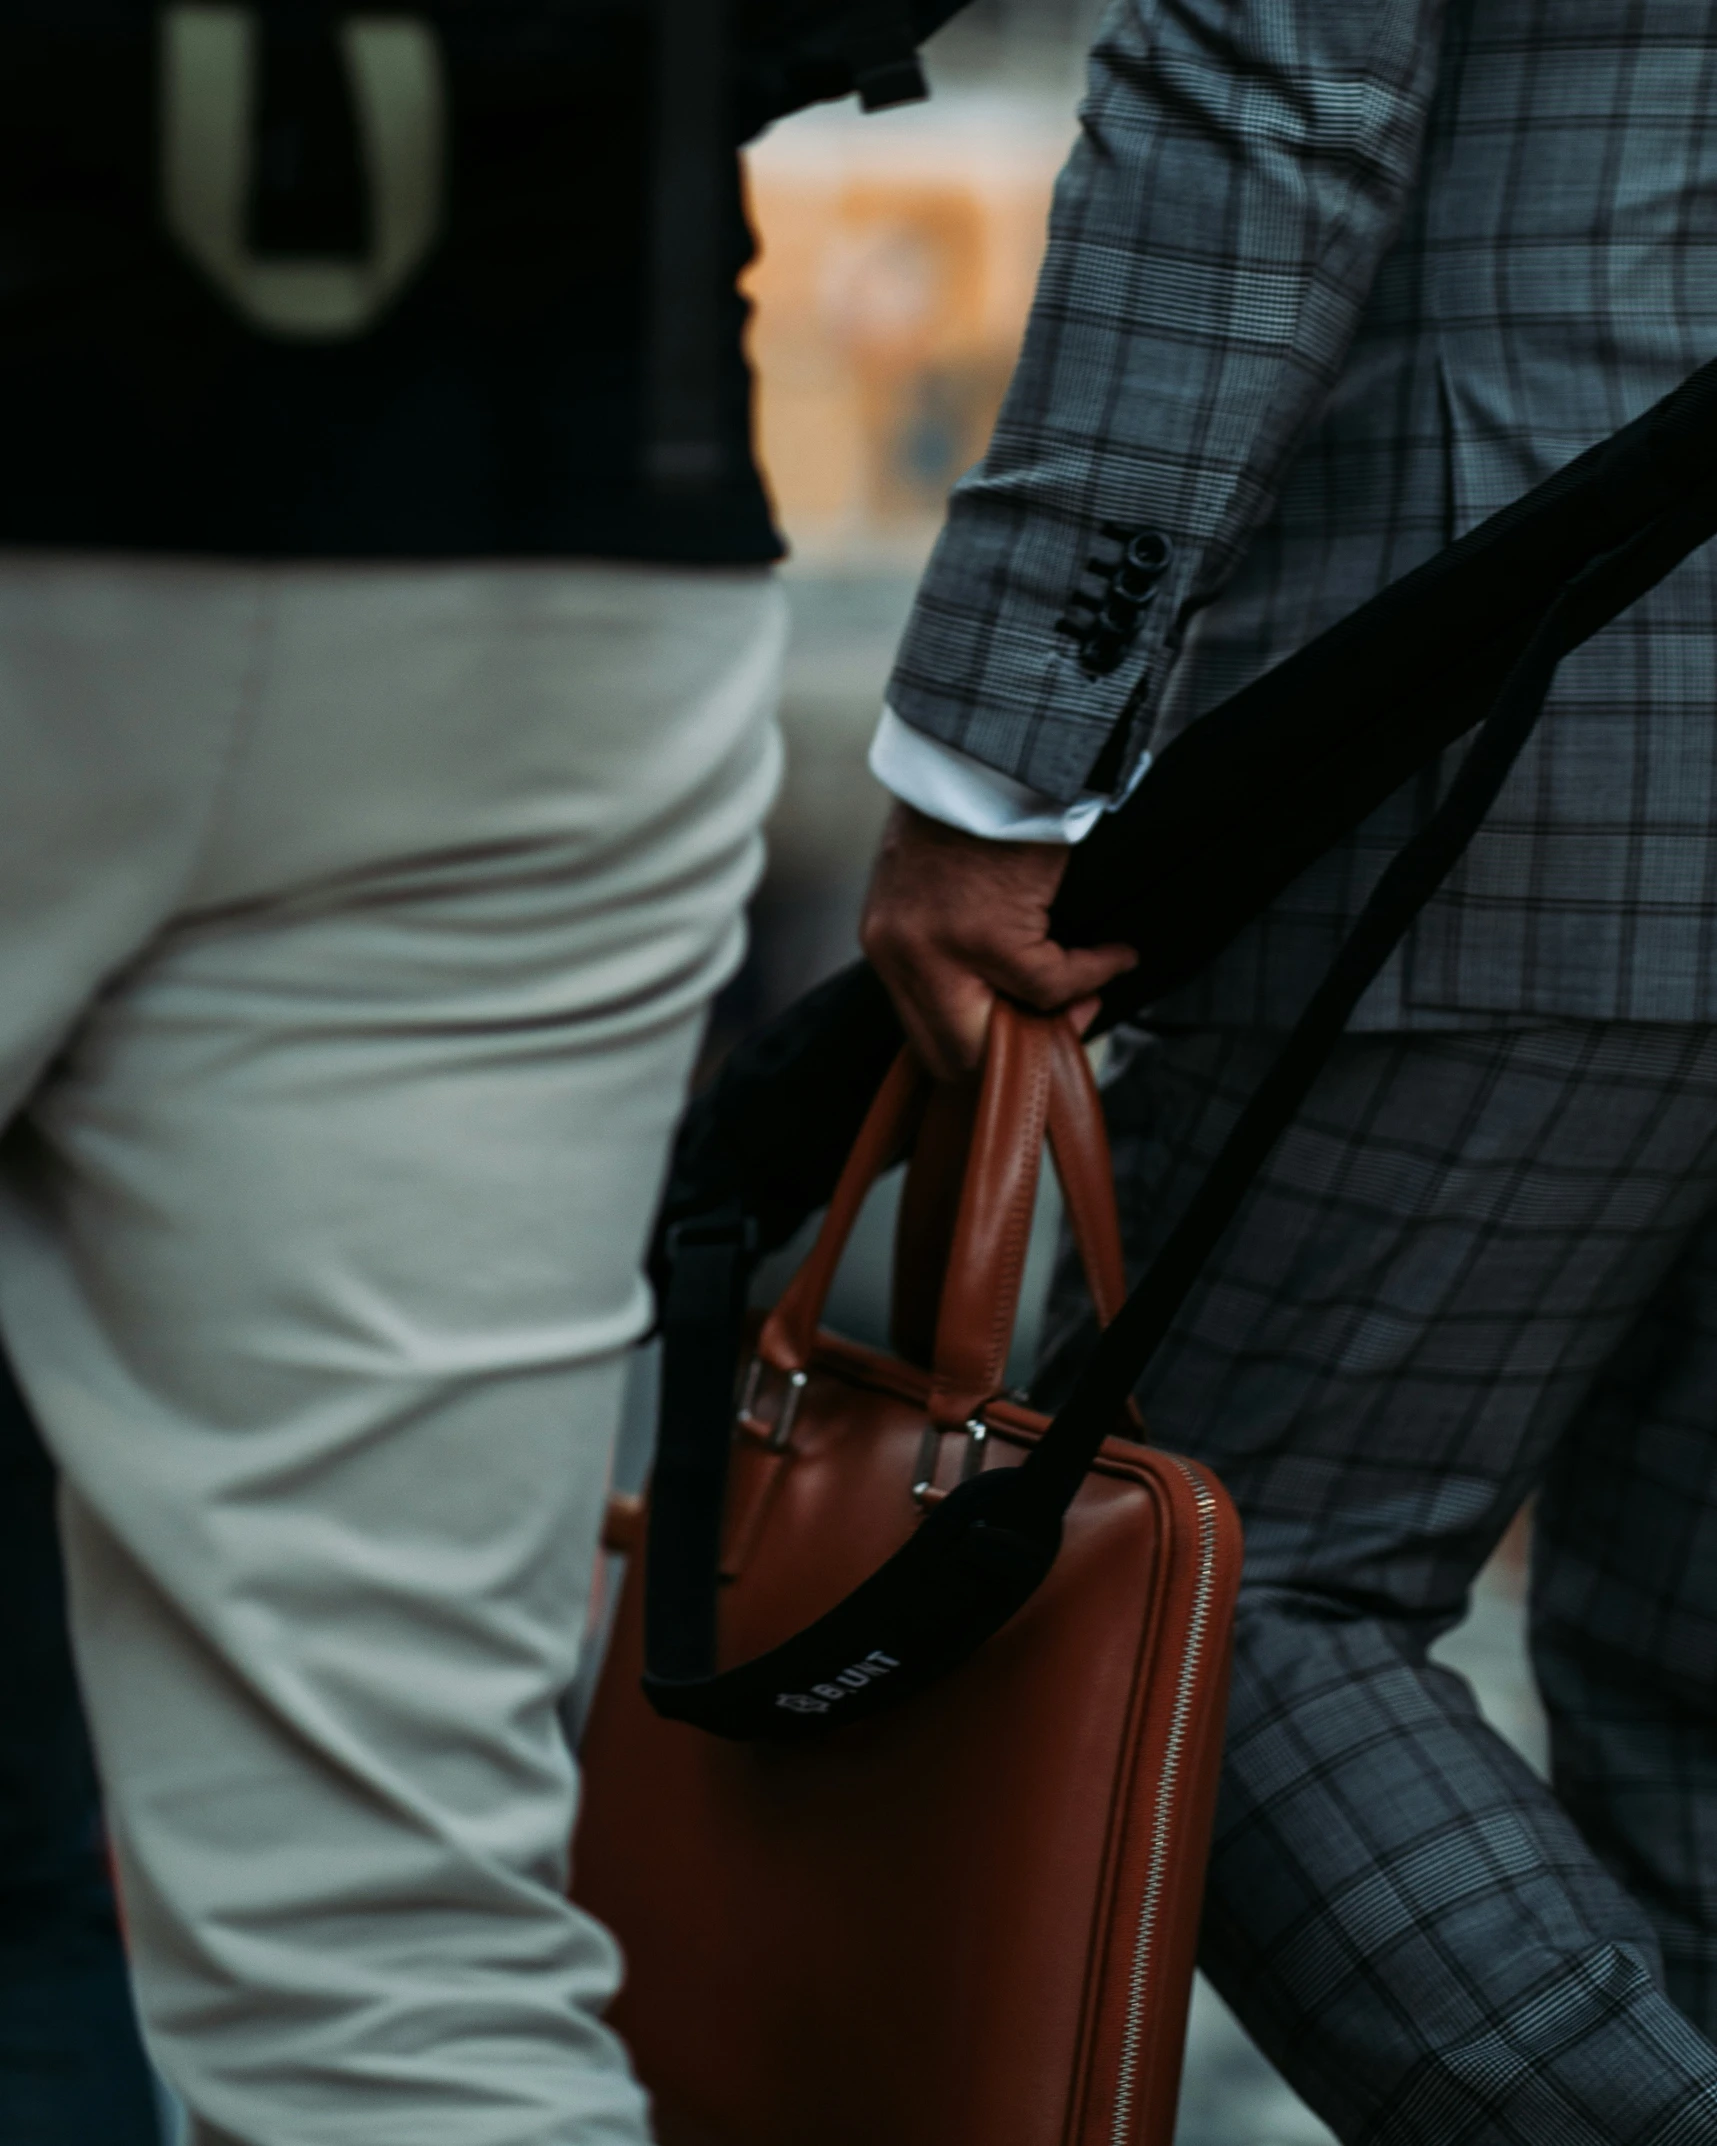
[574,1003,1242,2146]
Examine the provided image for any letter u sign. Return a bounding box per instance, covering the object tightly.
[160,4,446,339]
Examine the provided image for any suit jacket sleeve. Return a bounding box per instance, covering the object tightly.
[884,0,1449,806]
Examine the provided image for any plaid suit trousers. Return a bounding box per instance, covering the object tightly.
[1040,1021,1717,2144]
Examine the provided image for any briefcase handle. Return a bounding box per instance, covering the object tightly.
[752,1005,1126,1427]
[891,1015,1127,1364]
[901,1013,1129,1425]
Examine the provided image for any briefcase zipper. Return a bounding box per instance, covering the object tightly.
[1109,1461,1221,2146]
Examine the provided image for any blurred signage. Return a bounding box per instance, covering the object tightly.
[743,93,1074,565]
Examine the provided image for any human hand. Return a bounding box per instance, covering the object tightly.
[860,802,1137,1080]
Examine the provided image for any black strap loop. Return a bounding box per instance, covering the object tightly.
[643,1206,754,1681]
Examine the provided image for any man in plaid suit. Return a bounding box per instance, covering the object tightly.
[863,0,1717,2135]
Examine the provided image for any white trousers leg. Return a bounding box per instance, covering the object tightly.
[0,557,785,2146]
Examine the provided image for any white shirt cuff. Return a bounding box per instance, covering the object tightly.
[868,705,1150,845]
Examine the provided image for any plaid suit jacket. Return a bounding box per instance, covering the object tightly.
[887,0,1717,1025]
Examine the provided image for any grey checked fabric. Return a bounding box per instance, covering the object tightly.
[1038,1022,1717,2144]
[888,0,1717,1025]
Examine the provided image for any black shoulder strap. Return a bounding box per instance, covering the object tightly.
[1052,355,1717,1016]
[640,483,1717,1742]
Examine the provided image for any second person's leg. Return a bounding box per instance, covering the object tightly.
[1533,1201,1717,2041]
[1041,1021,1717,2144]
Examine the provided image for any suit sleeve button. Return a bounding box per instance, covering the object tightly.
[1123,529,1174,579]
[1080,629,1127,676]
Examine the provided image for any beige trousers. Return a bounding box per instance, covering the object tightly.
[0,556,785,2145]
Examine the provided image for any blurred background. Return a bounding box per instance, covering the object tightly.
[717,11,1552,2141]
